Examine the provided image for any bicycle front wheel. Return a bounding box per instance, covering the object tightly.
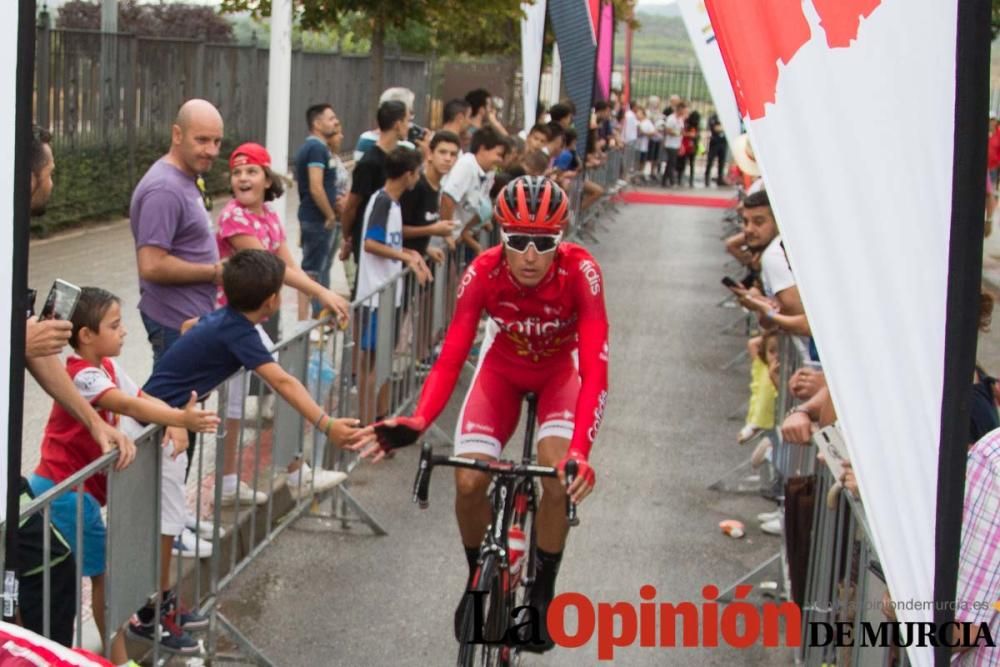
[456,554,516,667]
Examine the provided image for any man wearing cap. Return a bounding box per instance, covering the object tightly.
[294,103,342,316]
[130,98,224,365]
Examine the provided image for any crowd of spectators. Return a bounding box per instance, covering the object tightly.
[9,82,636,661]
[717,124,999,663]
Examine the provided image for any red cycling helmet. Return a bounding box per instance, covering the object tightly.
[494,175,569,234]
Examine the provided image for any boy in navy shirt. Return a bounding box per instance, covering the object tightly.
[134,250,372,641]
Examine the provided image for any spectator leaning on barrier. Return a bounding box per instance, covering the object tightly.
[31,287,220,659]
[216,142,351,507]
[356,148,432,424]
[525,122,552,156]
[401,131,461,264]
[341,100,409,287]
[439,125,508,257]
[733,189,809,336]
[15,125,133,647]
[130,99,224,366]
[294,103,342,316]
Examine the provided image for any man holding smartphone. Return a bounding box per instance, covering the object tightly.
[25,126,134,462]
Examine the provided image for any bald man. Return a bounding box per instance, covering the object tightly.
[130,98,224,364]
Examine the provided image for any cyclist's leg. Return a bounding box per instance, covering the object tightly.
[523,358,581,652]
[453,357,522,555]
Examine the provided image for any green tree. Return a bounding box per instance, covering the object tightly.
[994,0,1000,40]
[221,0,530,107]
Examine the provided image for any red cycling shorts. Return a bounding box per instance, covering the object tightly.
[454,332,581,459]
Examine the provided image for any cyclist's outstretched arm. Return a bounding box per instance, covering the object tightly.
[562,255,610,500]
[412,264,486,426]
[357,262,487,459]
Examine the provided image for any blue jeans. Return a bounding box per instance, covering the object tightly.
[300,218,337,316]
[141,311,182,369]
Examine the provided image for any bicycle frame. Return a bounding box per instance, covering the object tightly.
[412,394,579,664]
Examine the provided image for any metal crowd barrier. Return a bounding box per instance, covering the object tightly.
[0,425,165,662]
[566,147,631,244]
[799,451,907,667]
[0,153,637,662]
[714,334,817,610]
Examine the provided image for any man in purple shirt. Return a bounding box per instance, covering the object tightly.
[130,98,224,365]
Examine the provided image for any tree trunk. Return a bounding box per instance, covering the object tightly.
[371,19,386,120]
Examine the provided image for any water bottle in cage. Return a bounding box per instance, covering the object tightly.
[508,524,527,582]
[307,348,337,406]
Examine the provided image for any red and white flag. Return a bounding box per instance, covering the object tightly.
[704,2,971,665]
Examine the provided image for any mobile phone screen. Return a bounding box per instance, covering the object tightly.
[39,279,82,321]
[721,276,740,289]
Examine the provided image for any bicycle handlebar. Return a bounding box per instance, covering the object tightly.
[412,443,579,523]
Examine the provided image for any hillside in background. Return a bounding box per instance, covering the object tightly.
[615,9,695,67]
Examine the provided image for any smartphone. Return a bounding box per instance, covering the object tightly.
[721,276,740,290]
[26,289,37,318]
[39,279,82,322]
[813,425,848,482]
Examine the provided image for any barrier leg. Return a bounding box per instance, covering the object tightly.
[209,611,276,666]
[716,551,783,604]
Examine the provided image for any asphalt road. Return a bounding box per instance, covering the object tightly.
[213,199,799,666]
[24,192,1000,665]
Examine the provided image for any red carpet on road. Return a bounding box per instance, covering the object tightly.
[621,191,737,209]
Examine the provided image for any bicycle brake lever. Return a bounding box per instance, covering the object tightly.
[413,443,433,508]
[565,459,580,527]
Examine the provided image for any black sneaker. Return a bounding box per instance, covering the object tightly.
[519,587,555,653]
[164,592,209,631]
[126,615,200,655]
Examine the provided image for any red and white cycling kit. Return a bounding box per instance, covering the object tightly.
[412,242,609,460]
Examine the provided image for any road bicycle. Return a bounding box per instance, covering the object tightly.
[412,393,578,666]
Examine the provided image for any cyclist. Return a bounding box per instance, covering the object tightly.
[360,175,609,652]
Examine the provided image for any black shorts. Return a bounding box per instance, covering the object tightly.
[18,555,77,647]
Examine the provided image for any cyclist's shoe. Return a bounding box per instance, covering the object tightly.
[519,586,556,653]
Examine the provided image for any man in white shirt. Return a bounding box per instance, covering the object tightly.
[660,101,687,187]
[439,125,508,256]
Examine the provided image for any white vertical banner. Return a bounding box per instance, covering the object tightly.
[705,2,956,665]
[547,45,562,109]
[266,0,293,228]
[520,0,547,134]
[676,0,741,153]
[0,5,16,524]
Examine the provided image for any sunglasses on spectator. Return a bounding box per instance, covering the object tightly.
[501,231,562,254]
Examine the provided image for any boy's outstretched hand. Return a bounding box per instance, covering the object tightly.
[326,417,375,449]
[347,416,426,463]
[181,391,221,433]
[163,426,190,459]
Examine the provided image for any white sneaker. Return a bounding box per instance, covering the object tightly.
[185,514,225,539]
[172,528,213,559]
[219,480,269,507]
[287,463,347,500]
[756,509,782,523]
[760,516,783,535]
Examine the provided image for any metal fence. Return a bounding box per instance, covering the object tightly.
[2,148,636,662]
[630,64,715,119]
[33,15,431,231]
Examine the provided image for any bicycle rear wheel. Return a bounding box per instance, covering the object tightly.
[456,554,516,667]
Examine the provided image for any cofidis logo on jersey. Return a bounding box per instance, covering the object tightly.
[467,585,996,660]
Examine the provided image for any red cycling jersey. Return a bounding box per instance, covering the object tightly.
[413,242,609,459]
